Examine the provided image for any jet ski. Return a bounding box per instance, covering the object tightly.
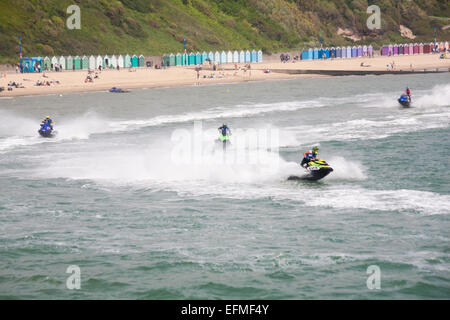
[288,159,333,181]
[215,134,231,151]
[398,94,411,107]
[109,87,129,93]
[38,122,56,138]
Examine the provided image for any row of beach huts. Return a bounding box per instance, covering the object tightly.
[20,50,264,73]
[380,42,449,56]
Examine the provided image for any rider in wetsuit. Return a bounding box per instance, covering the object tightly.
[301,146,319,168]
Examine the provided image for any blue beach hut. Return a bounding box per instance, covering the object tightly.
[196,52,202,64]
[182,53,188,66]
[325,48,330,59]
[251,50,257,62]
[257,50,263,62]
[131,55,138,67]
[245,50,250,62]
[357,46,363,57]
[301,50,308,60]
[318,48,324,59]
[308,48,313,60]
[202,52,208,63]
[330,48,335,59]
[313,48,319,59]
[21,57,43,73]
[336,47,342,58]
[351,46,357,57]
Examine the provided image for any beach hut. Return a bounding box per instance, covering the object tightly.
[102,55,109,68]
[186,53,193,65]
[413,43,419,54]
[117,55,124,68]
[357,46,362,57]
[330,47,335,59]
[73,56,81,70]
[214,51,220,63]
[196,52,202,65]
[393,44,399,55]
[351,46,356,57]
[301,50,307,60]
[131,55,138,67]
[439,42,444,52]
[65,56,73,70]
[409,43,414,54]
[232,50,239,63]
[399,44,404,55]
[109,55,117,68]
[82,56,89,69]
[313,48,319,59]
[336,47,342,58]
[124,54,131,67]
[219,51,225,63]
[368,45,373,57]
[95,55,102,69]
[58,56,66,70]
[325,48,330,59]
[346,46,351,58]
[404,44,409,55]
[244,50,250,62]
[169,54,175,66]
[318,48,324,59]
[423,43,430,54]
[257,50,263,62]
[250,50,256,62]
[227,51,233,63]
[206,52,212,63]
[419,43,424,54]
[88,55,96,69]
[20,57,42,73]
[202,52,208,63]
[362,45,367,57]
[162,55,170,67]
[341,47,347,58]
[445,42,449,51]
[306,48,312,60]
[238,50,244,63]
[43,57,51,71]
[139,55,145,67]
[175,53,181,66]
[51,56,58,69]
[380,46,388,56]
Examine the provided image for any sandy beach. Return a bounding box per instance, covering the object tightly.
[1,53,449,98]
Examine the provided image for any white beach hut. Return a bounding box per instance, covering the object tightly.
[88,55,96,69]
[51,56,58,69]
[110,55,117,68]
[58,56,66,70]
[117,55,124,68]
[214,51,220,63]
[233,50,239,63]
[227,51,233,63]
[96,55,103,69]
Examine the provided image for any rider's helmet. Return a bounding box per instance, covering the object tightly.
[312,146,319,155]
[46,116,50,119]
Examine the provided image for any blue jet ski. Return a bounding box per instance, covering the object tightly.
[38,122,55,138]
[109,87,129,93]
[398,94,411,107]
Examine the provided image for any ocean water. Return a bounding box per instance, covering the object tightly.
[0,73,449,299]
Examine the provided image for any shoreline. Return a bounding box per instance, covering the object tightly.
[1,54,449,98]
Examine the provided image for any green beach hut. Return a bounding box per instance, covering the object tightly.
[139,55,145,67]
[169,54,175,66]
[131,55,138,67]
[188,53,195,65]
[66,56,73,70]
[176,53,182,66]
[196,52,202,65]
[110,55,117,68]
[82,56,89,69]
[124,55,131,68]
[73,56,82,69]
[43,57,51,71]
[162,54,170,67]
[51,56,58,69]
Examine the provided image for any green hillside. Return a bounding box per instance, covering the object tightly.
[1,0,449,64]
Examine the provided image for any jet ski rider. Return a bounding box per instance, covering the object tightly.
[406,87,411,101]
[218,123,231,138]
[301,146,319,168]
[41,116,53,130]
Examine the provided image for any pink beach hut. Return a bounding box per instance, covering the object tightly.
[404,44,409,55]
[413,43,419,54]
[388,45,393,56]
[399,44,404,55]
[409,43,414,54]
[445,42,449,51]
[419,43,424,54]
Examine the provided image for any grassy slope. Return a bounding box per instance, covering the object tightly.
[0,0,449,64]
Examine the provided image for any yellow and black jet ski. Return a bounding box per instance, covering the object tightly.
[288,159,333,181]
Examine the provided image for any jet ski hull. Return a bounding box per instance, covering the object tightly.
[398,95,411,108]
[38,129,55,138]
[288,167,333,181]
